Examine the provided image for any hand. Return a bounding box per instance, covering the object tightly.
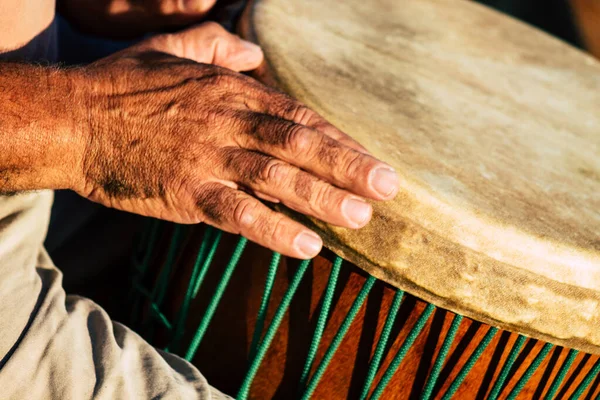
[57,0,219,38]
[70,23,400,259]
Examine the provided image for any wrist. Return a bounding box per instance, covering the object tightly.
[0,63,87,193]
[44,66,89,192]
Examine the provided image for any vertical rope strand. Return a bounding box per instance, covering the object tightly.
[359,289,405,400]
[130,219,162,327]
[301,276,377,400]
[192,229,223,298]
[569,358,600,400]
[370,303,436,400]
[420,314,464,400]
[298,257,343,391]
[145,225,184,341]
[506,342,553,400]
[237,259,312,400]
[440,326,499,400]
[185,236,248,361]
[152,225,184,308]
[544,349,578,400]
[168,226,215,351]
[488,335,527,400]
[249,252,282,361]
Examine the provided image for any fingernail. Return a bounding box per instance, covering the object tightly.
[371,167,399,198]
[343,197,372,228]
[241,40,263,55]
[295,232,322,259]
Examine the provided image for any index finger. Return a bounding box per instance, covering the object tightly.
[234,112,399,201]
[252,84,371,154]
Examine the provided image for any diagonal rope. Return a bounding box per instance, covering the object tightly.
[440,326,499,400]
[237,259,312,400]
[370,303,436,400]
[298,256,343,392]
[420,314,464,400]
[359,289,405,400]
[300,276,377,400]
[569,358,600,400]
[506,342,553,400]
[544,349,578,400]
[168,226,217,352]
[249,252,282,361]
[185,236,248,361]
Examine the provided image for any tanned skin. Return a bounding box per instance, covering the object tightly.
[0,21,400,259]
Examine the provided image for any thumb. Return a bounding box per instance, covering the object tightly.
[140,22,264,72]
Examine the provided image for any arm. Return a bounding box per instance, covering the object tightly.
[1,23,399,259]
[0,63,84,195]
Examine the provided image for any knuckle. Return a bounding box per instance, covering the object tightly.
[286,125,313,155]
[267,215,288,244]
[233,196,259,227]
[343,150,367,178]
[261,159,289,184]
[289,105,315,126]
[310,182,334,213]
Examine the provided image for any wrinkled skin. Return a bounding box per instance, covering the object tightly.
[68,23,399,259]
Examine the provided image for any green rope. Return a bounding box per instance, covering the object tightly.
[300,276,377,400]
[133,219,161,273]
[370,303,436,400]
[145,225,184,341]
[440,326,499,400]
[185,236,248,361]
[569,358,600,400]
[359,289,405,400]
[192,229,223,298]
[237,259,312,400]
[249,252,282,361]
[298,257,343,391]
[544,349,578,400]
[152,225,184,309]
[488,335,527,400]
[130,219,162,326]
[150,303,173,331]
[420,314,464,400]
[168,226,217,351]
[506,342,553,400]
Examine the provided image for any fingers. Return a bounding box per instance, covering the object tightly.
[254,87,370,154]
[140,22,264,72]
[195,182,323,259]
[219,149,373,229]
[233,112,399,201]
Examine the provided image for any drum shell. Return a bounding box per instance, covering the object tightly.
[136,224,600,399]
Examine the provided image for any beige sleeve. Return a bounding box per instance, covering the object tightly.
[0,192,232,400]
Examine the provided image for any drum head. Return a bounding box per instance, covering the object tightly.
[241,0,600,353]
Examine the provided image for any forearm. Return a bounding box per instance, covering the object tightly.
[0,62,83,194]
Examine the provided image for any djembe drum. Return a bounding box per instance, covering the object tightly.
[128,0,600,398]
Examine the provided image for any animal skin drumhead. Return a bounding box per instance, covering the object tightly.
[240,0,600,353]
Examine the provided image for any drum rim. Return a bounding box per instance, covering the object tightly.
[239,0,600,355]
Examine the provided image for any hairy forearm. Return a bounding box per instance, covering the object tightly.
[0,62,83,194]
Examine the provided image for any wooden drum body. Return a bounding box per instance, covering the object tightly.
[130,223,600,399]
[128,0,600,398]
